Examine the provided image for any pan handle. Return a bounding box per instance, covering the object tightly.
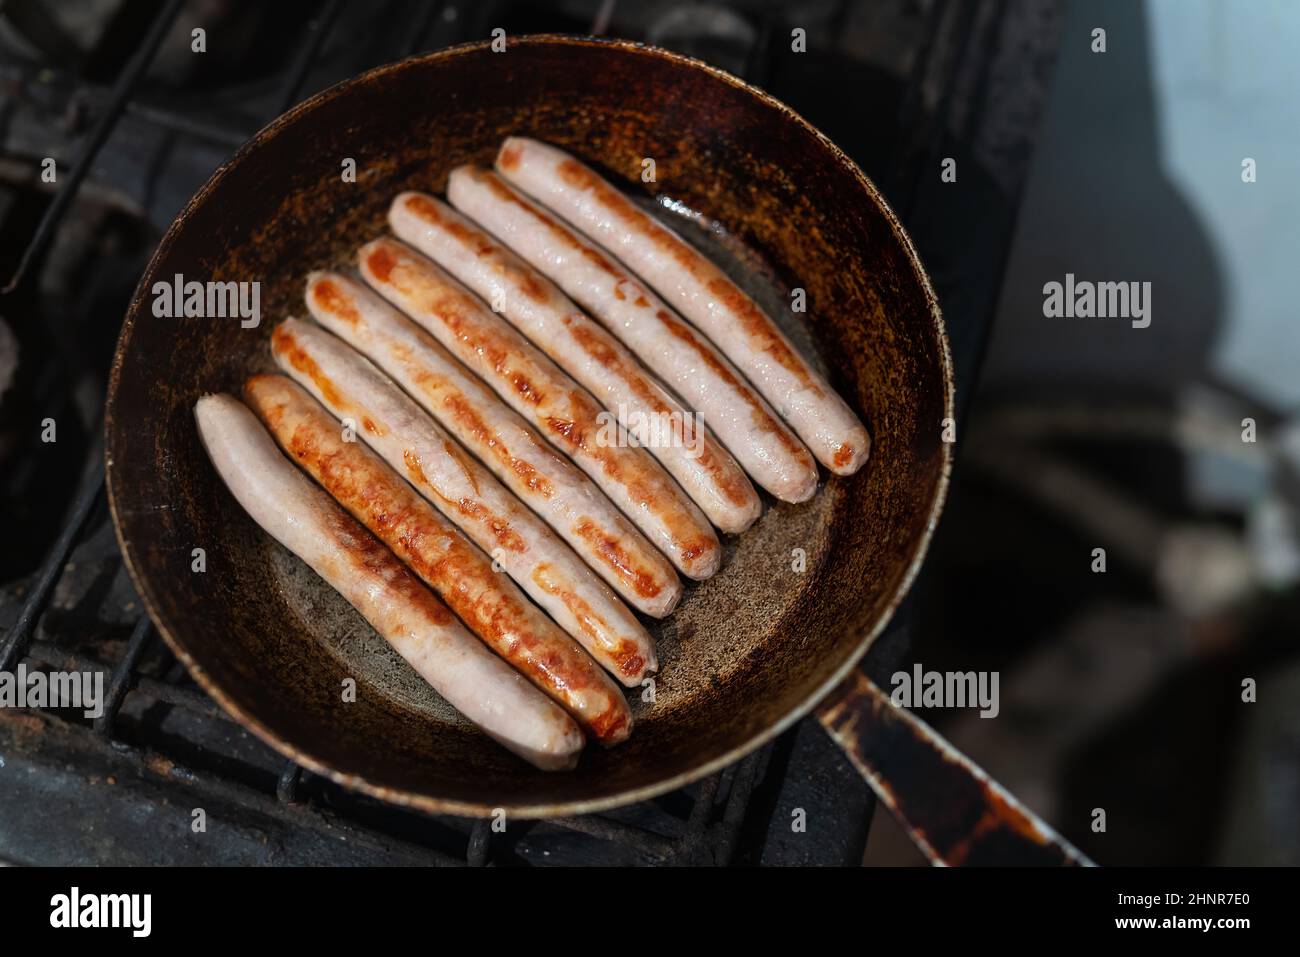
[816,669,1094,866]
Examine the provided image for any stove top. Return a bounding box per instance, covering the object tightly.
[0,0,1062,866]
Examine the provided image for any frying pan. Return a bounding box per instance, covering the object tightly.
[106,36,1085,865]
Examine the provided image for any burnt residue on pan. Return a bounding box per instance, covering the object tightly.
[104,36,952,817]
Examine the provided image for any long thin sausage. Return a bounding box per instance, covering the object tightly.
[446,166,820,503]
[243,374,632,744]
[389,191,762,535]
[270,316,659,680]
[303,273,681,618]
[192,393,583,770]
[358,236,722,579]
[495,137,871,475]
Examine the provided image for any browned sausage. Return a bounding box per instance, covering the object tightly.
[495,137,870,474]
[446,166,820,503]
[193,392,584,770]
[244,373,632,744]
[358,236,723,579]
[303,272,682,618]
[270,315,659,683]
[388,191,762,534]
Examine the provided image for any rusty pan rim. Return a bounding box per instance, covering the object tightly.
[104,34,955,819]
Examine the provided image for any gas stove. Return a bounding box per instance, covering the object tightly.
[0,0,1062,866]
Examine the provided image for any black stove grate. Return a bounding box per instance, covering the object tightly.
[0,0,1059,866]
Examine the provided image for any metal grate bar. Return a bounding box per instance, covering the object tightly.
[1,0,185,294]
[0,452,104,673]
[116,729,464,864]
[466,819,491,866]
[681,771,721,849]
[23,631,739,863]
[277,761,304,804]
[23,639,223,718]
[93,614,155,735]
[714,748,764,864]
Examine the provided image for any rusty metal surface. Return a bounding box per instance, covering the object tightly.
[0,708,461,866]
[104,36,953,818]
[818,669,1092,866]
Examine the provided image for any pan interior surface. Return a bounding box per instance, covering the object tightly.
[105,37,950,816]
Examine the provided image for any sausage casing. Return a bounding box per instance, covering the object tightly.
[388,191,761,534]
[271,314,659,683]
[446,166,820,503]
[495,136,871,475]
[303,272,681,618]
[192,392,583,770]
[243,373,632,744]
[358,235,722,578]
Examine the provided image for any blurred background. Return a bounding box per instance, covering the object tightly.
[870,0,1300,865]
[0,0,1295,865]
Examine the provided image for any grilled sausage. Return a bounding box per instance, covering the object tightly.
[494,136,871,475]
[303,272,681,618]
[446,166,820,503]
[192,392,583,770]
[243,374,632,744]
[388,191,762,534]
[358,235,722,578]
[271,316,660,682]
